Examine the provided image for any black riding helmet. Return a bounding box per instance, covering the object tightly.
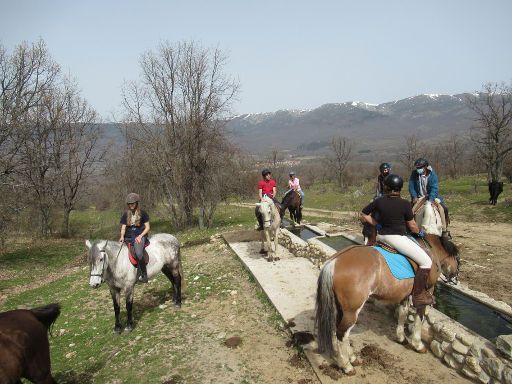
[261,168,271,177]
[379,162,391,173]
[414,158,429,169]
[384,174,403,192]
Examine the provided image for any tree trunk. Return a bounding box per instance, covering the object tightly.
[62,208,72,238]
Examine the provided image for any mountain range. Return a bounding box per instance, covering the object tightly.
[225,93,478,154]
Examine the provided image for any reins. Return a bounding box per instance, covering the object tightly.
[89,241,124,282]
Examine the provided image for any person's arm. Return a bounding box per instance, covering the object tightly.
[135,222,150,244]
[406,219,420,233]
[428,171,439,201]
[119,224,126,242]
[360,212,378,226]
[408,172,418,202]
[258,188,263,200]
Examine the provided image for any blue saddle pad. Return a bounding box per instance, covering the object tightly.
[372,246,415,280]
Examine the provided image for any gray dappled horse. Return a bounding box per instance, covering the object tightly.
[86,233,183,334]
[256,195,281,261]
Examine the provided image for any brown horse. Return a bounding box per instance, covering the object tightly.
[315,235,459,375]
[281,190,302,225]
[0,303,61,384]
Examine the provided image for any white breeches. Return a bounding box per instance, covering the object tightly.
[377,234,432,268]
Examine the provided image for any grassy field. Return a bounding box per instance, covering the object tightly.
[1,175,509,382]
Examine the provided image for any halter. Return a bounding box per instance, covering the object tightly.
[260,196,274,226]
[89,242,123,282]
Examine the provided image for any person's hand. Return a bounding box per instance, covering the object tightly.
[135,235,142,244]
[418,229,425,238]
[376,224,383,231]
[412,198,418,204]
[119,237,124,243]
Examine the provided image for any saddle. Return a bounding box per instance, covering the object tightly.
[413,197,448,232]
[127,241,150,268]
[375,238,434,274]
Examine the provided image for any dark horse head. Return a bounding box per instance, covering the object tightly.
[281,190,302,224]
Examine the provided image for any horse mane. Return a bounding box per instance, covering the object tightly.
[440,236,459,257]
[30,303,61,333]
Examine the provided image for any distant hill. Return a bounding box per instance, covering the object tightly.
[225,94,477,154]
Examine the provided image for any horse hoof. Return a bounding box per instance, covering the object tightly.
[267,258,273,262]
[415,346,428,353]
[399,338,408,346]
[345,368,356,376]
[113,327,122,335]
[259,250,266,254]
[124,325,133,333]
[352,357,363,366]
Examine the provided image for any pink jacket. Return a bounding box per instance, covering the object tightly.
[288,177,301,191]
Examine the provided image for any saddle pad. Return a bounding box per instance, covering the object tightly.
[372,246,415,280]
[127,242,150,268]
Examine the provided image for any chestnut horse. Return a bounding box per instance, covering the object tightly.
[281,190,302,225]
[315,234,459,375]
[0,303,61,383]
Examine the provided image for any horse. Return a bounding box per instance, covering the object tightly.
[86,233,183,334]
[488,181,503,205]
[281,190,302,225]
[315,234,459,375]
[0,303,60,384]
[255,195,281,261]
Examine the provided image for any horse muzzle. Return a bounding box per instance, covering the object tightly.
[89,276,102,288]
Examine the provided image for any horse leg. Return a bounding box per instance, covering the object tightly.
[273,228,280,261]
[406,311,427,353]
[265,229,273,261]
[333,310,359,375]
[125,287,134,332]
[162,264,182,308]
[109,286,122,334]
[396,300,409,345]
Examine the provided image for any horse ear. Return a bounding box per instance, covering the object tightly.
[85,240,92,249]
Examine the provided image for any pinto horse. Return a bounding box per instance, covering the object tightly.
[255,195,281,261]
[0,303,60,383]
[315,234,459,375]
[281,190,302,225]
[86,233,183,334]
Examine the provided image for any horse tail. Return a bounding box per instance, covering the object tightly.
[315,258,340,358]
[31,303,61,332]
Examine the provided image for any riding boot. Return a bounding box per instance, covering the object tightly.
[255,208,264,230]
[138,262,148,283]
[412,268,433,308]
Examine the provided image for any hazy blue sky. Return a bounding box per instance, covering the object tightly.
[1,0,511,120]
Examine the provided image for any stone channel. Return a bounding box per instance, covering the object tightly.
[278,222,512,384]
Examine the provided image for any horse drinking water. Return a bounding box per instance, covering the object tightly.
[315,234,459,375]
[86,233,183,334]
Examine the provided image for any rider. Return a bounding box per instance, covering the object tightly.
[285,171,304,208]
[119,193,150,283]
[256,169,277,230]
[375,162,391,199]
[361,174,433,308]
[408,158,449,229]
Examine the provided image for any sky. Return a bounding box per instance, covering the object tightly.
[1,0,511,120]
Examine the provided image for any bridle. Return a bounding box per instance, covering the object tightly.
[89,242,123,282]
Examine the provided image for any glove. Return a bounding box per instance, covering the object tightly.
[418,229,425,238]
[376,224,383,232]
[434,198,441,204]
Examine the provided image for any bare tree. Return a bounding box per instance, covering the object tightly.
[442,134,466,178]
[52,79,104,237]
[122,41,239,228]
[398,134,421,171]
[327,136,353,188]
[466,82,512,182]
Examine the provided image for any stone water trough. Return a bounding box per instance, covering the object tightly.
[278,222,512,384]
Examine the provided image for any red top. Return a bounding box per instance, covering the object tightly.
[258,179,276,198]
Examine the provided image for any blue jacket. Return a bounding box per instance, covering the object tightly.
[408,167,439,201]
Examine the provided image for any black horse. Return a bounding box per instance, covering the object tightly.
[281,190,302,225]
[488,181,504,205]
[0,303,61,383]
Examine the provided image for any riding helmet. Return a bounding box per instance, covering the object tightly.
[414,158,429,169]
[261,168,271,177]
[289,171,295,176]
[126,193,140,204]
[379,162,391,173]
[384,174,403,192]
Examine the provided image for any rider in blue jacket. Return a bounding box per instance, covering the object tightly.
[408,158,449,227]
